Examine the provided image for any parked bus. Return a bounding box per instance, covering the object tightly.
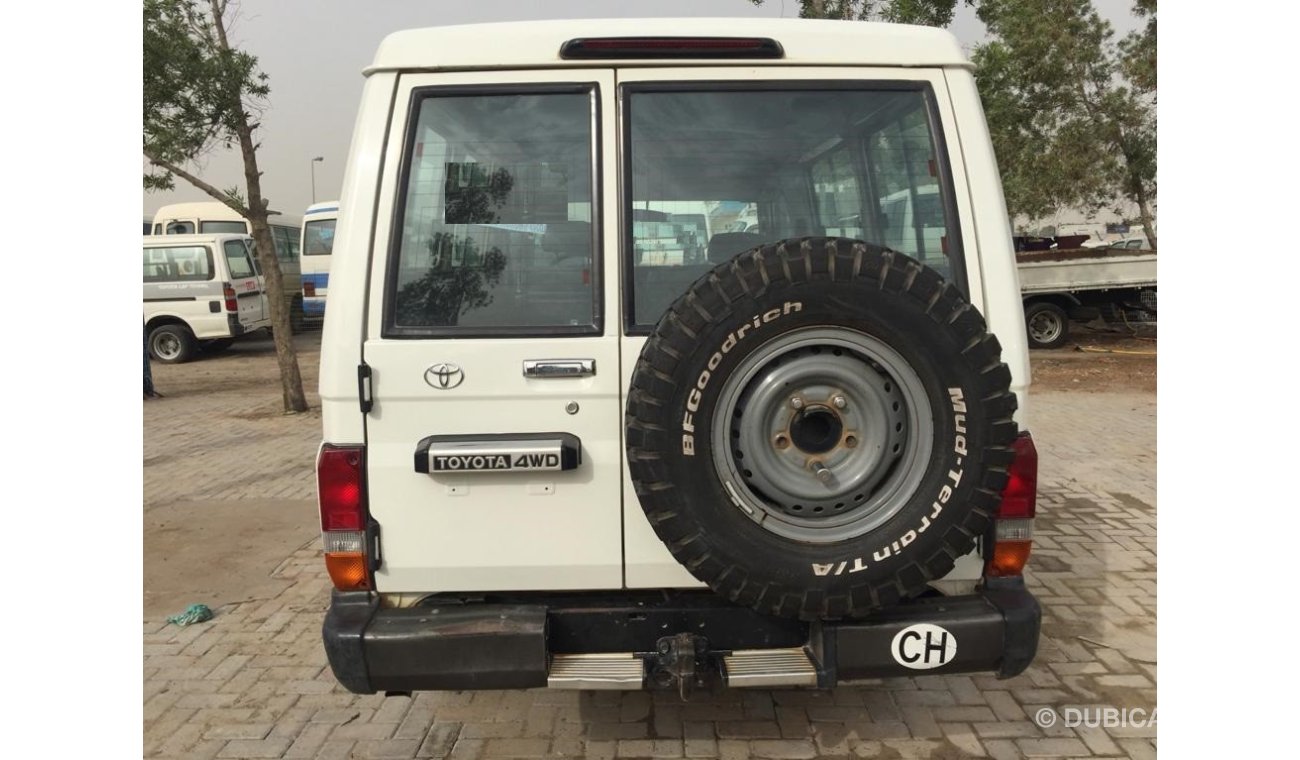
[152,201,304,330]
[299,201,338,322]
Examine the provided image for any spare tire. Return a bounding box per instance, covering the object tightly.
[626,238,1018,621]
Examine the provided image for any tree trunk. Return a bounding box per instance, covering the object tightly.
[212,1,308,413]
[1135,189,1156,251]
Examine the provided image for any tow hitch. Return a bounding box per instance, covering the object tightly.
[651,632,710,698]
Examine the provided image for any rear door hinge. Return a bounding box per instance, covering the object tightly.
[358,363,373,414]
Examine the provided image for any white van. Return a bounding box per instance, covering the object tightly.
[319,19,1038,695]
[152,201,305,330]
[300,201,339,322]
[143,234,270,363]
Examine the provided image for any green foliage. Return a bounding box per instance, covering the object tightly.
[1120,0,1156,93]
[749,0,1157,242]
[143,0,269,209]
[973,0,1156,239]
[749,0,959,25]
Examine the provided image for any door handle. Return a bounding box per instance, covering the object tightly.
[523,359,596,378]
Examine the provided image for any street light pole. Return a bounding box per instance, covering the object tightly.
[310,156,324,204]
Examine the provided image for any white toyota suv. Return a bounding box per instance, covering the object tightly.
[317,18,1040,695]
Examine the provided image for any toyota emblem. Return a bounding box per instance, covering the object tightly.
[424,362,465,389]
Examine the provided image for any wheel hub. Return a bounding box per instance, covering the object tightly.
[711,328,934,543]
[788,406,843,455]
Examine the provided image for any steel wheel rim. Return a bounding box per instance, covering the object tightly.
[1028,311,1062,344]
[710,327,934,543]
[153,332,181,360]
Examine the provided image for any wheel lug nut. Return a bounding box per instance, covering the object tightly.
[789,396,804,410]
[832,395,847,409]
[811,460,832,484]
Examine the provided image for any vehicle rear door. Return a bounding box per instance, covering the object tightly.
[362,70,623,592]
[613,65,985,587]
[222,238,266,327]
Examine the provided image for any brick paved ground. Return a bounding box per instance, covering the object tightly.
[144,336,1156,759]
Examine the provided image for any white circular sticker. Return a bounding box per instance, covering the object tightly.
[890,623,957,670]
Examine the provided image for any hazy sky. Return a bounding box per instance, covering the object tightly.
[142,0,1144,218]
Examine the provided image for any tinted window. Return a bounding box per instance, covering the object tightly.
[143,245,213,282]
[387,89,598,334]
[223,240,256,279]
[201,220,248,234]
[626,86,959,330]
[164,221,195,235]
[271,225,300,262]
[304,219,336,256]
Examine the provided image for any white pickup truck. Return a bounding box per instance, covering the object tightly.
[1017,246,1157,348]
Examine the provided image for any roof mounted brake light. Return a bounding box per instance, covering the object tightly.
[560,37,784,60]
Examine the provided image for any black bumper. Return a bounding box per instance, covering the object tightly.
[323,578,1040,693]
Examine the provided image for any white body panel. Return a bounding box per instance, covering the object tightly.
[942,68,1030,430]
[366,18,970,74]
[320,73,397,447]
[320,20,1028,596]
[1017,252,1157,294]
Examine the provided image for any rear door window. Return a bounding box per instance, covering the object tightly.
[304,219,336,255]
[223,240,257,279]
[624,85,962,332]
[385,87,599,336]
[271,225,300,262]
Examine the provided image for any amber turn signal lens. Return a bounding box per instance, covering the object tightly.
[987,540,1032,577]
[325,551,370,590]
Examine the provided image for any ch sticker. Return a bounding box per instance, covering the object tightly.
[890,623,957,670]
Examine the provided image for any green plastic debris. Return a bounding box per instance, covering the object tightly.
[167,603,214,627]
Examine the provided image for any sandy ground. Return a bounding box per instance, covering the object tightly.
[1028,322,1157,393]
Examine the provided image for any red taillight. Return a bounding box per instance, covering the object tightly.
[318,445,364,531]
[560,36,784,60]
[223,282,238,312]
[987,432,1037,577]
[303,282,316,297]
[1000,433,1038,519]
[317,444,371,590]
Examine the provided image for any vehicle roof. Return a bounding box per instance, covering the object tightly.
[142,233,252,246]
[367,18,969,75]
[152,201,300,225]
[305,201,340,216]
[152,201,245,221]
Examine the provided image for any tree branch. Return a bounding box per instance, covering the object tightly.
[143,150,249,217]
[211,0,231,51]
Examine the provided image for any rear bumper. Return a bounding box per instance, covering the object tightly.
[323,578,1039,693]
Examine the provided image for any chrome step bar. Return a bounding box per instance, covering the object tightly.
[722,647,819,688]
[548,653,645,690]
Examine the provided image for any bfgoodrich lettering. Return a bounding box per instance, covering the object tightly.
[682,301,803,456]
